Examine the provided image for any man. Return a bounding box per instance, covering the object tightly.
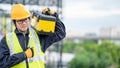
[0,4,66,68]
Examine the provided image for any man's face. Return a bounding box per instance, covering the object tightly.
[16,18,30,32]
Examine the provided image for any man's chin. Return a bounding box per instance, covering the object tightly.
[20,29,27,32]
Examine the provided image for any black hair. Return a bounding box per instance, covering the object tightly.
[12,20,16,26]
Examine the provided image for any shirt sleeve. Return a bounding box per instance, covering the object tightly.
[0,36,26,68]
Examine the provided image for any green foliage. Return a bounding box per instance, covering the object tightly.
[97,52,113,68]
[80,40,98,53]
[68,54,89,68]
[64,40,120,68]
[63,40,80,53]
[68,52,99,68]
[87,52,98,68]
[98,40,119,64]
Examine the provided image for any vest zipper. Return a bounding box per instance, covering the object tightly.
[23,34,29,68]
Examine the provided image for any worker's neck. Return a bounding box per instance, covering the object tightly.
[18,29,27,35]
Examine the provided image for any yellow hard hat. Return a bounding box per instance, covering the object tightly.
[11,4,31,20]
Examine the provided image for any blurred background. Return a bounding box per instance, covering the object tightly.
[0,0,120,68]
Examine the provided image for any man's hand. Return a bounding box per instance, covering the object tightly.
[42,8,58,18]
[25,48,34,58]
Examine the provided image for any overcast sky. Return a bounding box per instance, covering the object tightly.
[63,0,120,36]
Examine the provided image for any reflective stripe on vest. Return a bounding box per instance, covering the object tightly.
[6,28,45,68]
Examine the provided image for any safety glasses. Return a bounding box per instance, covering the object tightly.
[16,18,29,24]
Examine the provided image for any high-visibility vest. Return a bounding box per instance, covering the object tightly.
[6,28,45,68]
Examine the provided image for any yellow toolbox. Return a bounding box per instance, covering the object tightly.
[31,12,56,35]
